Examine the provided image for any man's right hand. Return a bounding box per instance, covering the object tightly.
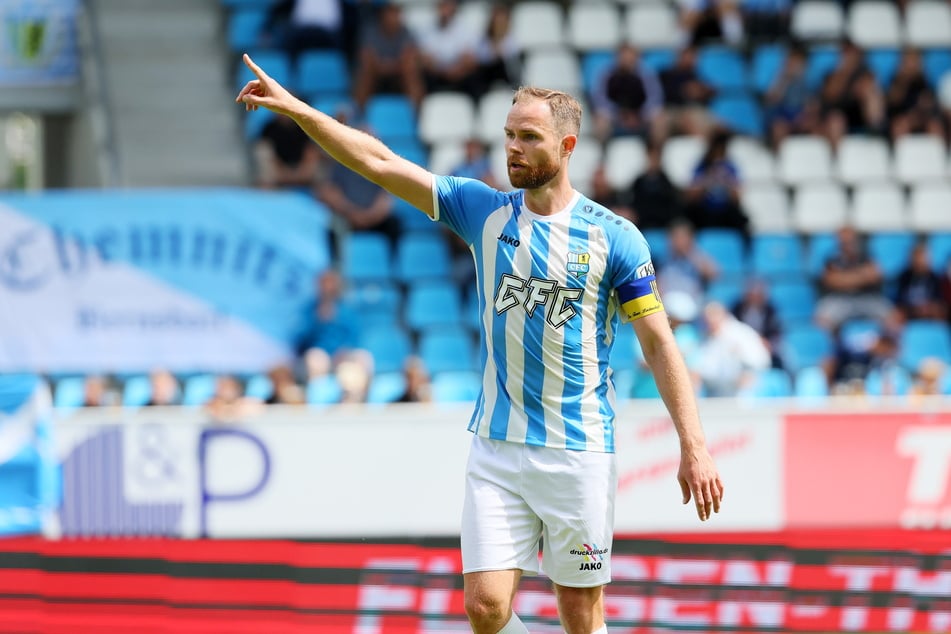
[236,53,300,117]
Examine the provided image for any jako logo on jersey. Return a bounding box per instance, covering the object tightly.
[570,543,608,571]
[494,274,583,329]
[497,232,520,247]
[566,252,590,279]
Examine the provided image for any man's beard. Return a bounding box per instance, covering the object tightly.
[508,159,561,190]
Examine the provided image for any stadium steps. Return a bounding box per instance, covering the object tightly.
[91,0,246,187]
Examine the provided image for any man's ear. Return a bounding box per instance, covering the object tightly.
[562,134,578,157]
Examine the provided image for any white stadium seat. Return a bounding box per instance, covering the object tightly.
[904,1,951,48]
[939,72,951,110]
[728,137,777,184]
[894,134,948,183]
[779,135,833,185]
[603,137,646,190]
[418,92,475,145]
[625,4,682,49]
[428,141,466,175]
[457,1,491,37]
[511,1,565,50]
[909,184,951,231]
[489,142,514,191]
[477,88,514,144]
[401,4,436,38]
[791,1,845,41]
[568,3,622,51]
[662,135,705,187]
[851,183,908,232]
[847,1,902,48]
[567,136,603,195]
[835,135,892,185]
[792,183,849,233]
[522,48,582,95]
[742,184,792,233]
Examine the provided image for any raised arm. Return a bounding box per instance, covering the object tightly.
[237,54,435,217]
[632,311,724,521]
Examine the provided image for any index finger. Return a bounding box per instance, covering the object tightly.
[243,53,268,80]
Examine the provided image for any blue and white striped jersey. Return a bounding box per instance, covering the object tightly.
[432,175,663,453]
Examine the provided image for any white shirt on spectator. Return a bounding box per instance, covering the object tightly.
[418,16,478,68]
[292,0,341,28]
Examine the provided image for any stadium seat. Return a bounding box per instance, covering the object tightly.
[428,140,466,175]
[122,375,153,407]
[241,374,272,401]
[791,1,845,41]
[477,88,514,144]
[928,233,951,270]
[805,46,841,91]
[489,142,512,189]
[940,72,951,110]
[899,320,951,370]
[341,233,392,283]
[751,45,787,94]
[419,327,477,375]
[405,280,463,332]
[910,184,951,232]
[868,232,915,280]
[464,290,482,332]
[345,281,401,329]
[744,368,793,398]
[365,95,417,143]
[360,325,412,375]
[794,366,830,399]
[297,50,349,97]
[630,369,662,399]
[865,49,901,88]
[567,136,603,194]
[396,233,452,283]
[840,318,882,347]
[697,47,750,93]
[625,3,680,49]
[568,3,622,51]
[511,1,565,49]
[306,376,342,405]
[641,50,677,74]
[728,137,777,184]
[751,234,805,279]
[389,138,428,167]
[609,324,643,372]
[705,278,745,308]
[243,107,276,141]
[709,95,764,137]
[924,49,951,87]
[771,280,818,323]
[582,51,615,97]
[741,184,792,233]
[662,135,706,187]
[419,92,475,145]
[603,137,646,190]
[792,183,849,234]
[457,1,491,35]
[227,7,268,51]
[904,1,951,48]
[642,228,669,264]
[401,4,436,38]
[847,1,902,48]
[894,135,947,183]
[183,374,217,407]
[431,371,482,402]
[835,135,892,185]
[866,365,913,396]
[805,233,839,277]
[235,51,292,94]
[522,48,582,95]
[781,325,834,373]
[851,184,908,232]
[697,229,746,278]
[53,377,85,409]
[366,372,407,404]
[779,136,834,185]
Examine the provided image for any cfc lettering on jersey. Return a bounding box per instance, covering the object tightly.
[494,274,583,329]
[617,274,664,321]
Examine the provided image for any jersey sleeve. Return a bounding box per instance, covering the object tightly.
[432,175,504,245]
[610,226,665,323]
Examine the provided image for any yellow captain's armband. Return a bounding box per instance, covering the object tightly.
[618,276,664,321]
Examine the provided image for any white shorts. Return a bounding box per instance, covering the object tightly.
[461,434,617,588]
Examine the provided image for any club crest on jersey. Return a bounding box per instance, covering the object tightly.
[566,252,590,278]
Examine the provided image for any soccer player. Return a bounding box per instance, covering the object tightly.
[237,53,723,634]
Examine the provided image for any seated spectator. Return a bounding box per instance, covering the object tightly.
[680,0,745,46]
[352,2,424,111]
[416,0,481,98]
[266,365,305,405]
[145,370,181,407]
[742,0,791,41]
[816,41,885,147]
[254,114,321,190]
[657,219,719,300]
[732,278,784,368]
[815,226,895,331]
[887,49,946,143]
[910,357,948,398]
[336,358,371,404]
[825,330,900,396]
[269,0,344,58]
[895,241,947,323]
[658,46,715,138]
[205,375,264,422]
[474,3,520,96]
[301,269,374,383]
[684,129,749,237]
[398,356,432,403]
[591,44,664,142]
[82,375,115,407]
[764,44,812,149]
[590,164,635,222]
[450,138,499,188]
[627,141,684,230]
[694,301,772,397]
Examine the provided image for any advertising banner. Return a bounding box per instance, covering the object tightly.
[0,190,330,373]
[0,0,79,86]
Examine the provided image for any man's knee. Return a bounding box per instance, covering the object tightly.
[464,590,512,629]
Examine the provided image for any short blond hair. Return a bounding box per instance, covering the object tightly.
[512,86,582,136]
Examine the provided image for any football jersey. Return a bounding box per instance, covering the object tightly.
[432,175,663,453]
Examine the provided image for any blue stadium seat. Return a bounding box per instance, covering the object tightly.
[360,325,412,374]
[868,232,915,280]
[781,324,834,373]
[235,50,293,93]
[794,366,829,399]
[631,369,661,399]
[419,327,477,375]
[705,278,745,309]
[928,233,951,270]
[697,228,747,278]
[745,368,793,398]
[243,107,276,140]
[464,290,482,332]
[54,377,85,409]
[220,0,280,6]
[642,49,677,73]
[900,320,951,370]
[367,372,407,404]
[866,365,913,396]
[405,280,463,332]
[806,47,840,90]
[392,196,438,233]
[311,94,355,119]
[840,318,882,350]
[122,375,153,407]
[609,324,643,372]
[365,95,417,143]
[297,50,350,97]
[806,233,839,278]
[770,279,818,323]
[751,44,786,93]
[710,94,765,137]
[306,376,342,405]
[611,368,635,399]
[228,7,268,51]
[345,281,401,329]
[244,374,274,401]
[183,374,217,406]
[389,138,428,167]
[866,49,900,88]
[431,371,482,402]
[924,49,951,87]
[642,228,669,265]
[751,234,805,279]
[396,233,452,283]
[582,51,614,96]
[342,233,392,283]
[697,46,749,92]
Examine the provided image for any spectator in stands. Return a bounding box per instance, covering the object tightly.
[589,164,635,222]
[887,49,946,143]
[764,44,811,149]
[817,41,885,147]
[895,241,947,323]
[627,141,684,230]
[450,138,499,189]
[266,365,306,405]
[254,114,321,190]
[731,278,784,369]
[398,356,432,403]
[352,2,424,111]
[741,0,790,41]
[474,3,520,96]
[910,357,948,398]
[205,375,264,422]
[680,0,745,46]
[657,219,719,300]
[591,44,664,142]
[82,375,115,407]
[825,330,900,396]
[145,370,181,407]
[336,357,372,404]
[416,0,481,98]
[270,0,345,58]
[694,301,772,397]
[301,269,373,383]
[658,46,715,138]
[684,129,749,238]
[815,226,895,331]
